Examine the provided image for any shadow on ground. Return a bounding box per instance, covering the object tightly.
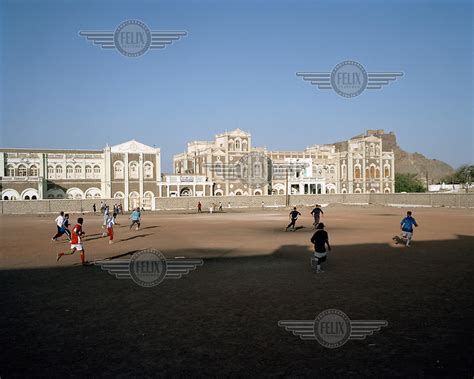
[1,235,473,376]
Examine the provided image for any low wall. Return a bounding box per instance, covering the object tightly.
[0,198,117,215]
[0,194,473,214]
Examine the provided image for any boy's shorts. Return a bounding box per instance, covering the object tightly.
[402,231,413,239]
[314,251,327,262]
[70,243,84,251]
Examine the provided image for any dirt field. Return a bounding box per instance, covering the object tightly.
[1,204,473,377]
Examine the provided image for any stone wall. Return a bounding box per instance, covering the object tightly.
[1,194,473,214]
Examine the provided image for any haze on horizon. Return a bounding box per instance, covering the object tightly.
[0,0,472,172]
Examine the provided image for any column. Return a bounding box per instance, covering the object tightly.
[348,154,354,193]
[139,152,144,207]
[103,147,112,198]
[124,153,129,211]
[0,152,4,177]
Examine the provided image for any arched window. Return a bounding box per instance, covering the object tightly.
[18,165,27,176]
[75,165,82,176]
[93,165,101,177]
[48,166,54,176]
[375,168,380,178]
[6,164,15,176]
[370,143,375,155]
[66,165,74,178]
[329,166,335,174]
[384,166,390,178]
[129,162,138,179]
[370,165,376,178]
[55,165,63,175]
[30,165,39,176]
[144,162,153,179]
[235,140,241,151]
[242,140,248,151]
[85,165,93,178]
[114,161,124,179]
[354,166,361,179]
[254,162,262,178]
[214,161,223,177]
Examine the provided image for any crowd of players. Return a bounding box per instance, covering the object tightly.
[52,201,418,273]
[53,202,142,266]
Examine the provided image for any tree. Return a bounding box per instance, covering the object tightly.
[442,165,473,192]
[395,173,425,193]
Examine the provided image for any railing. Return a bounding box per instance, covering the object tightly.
[0,176,40,181]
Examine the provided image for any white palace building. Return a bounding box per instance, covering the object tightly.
[0,129,395,209]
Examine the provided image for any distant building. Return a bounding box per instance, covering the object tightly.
[1,130,395,208]
[173,129,395,195]
[0,140,213,210]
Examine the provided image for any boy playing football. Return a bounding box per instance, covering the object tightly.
[56,217,87,265]
[310,223,331,273]
[400,211,419,247]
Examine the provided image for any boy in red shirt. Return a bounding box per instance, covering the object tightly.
[56,217,87,265]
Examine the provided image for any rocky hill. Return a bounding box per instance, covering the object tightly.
[334,130,454,183]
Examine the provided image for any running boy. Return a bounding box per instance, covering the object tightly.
[56,217,87,265]
[286,207,301,232]
[129,208,141,230]
[310,204,324,228]
[62,214,71,241]
[52,211,65,241]
[400,211,419,247]
[310,223,331,273]
[106,212,116,244]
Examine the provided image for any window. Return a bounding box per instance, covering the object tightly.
[30,165,39,176]
[114,161,124,179]
[18,165,27,176]
[66,165,74,178]
[144,162,153,179]
[129,162,138,179]
[75,165,82,175]
[384,166,390,178]
[85,165,92,178]
[56,165,63,175]
[354,166,361,179]
[93,165,101,177]
[370,166,376,179]
[48,166,54,176]
[6,165,15,176]
[215,162,223,177]
[235,140,241,151]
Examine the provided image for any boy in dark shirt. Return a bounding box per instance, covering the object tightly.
[310,223,331,273]
[285,207,301,232]
[310,204,324,229]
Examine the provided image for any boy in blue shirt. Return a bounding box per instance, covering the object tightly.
[129,208,141,231]
[400,211,419,247]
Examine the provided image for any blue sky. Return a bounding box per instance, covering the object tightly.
[1,0,472,172]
